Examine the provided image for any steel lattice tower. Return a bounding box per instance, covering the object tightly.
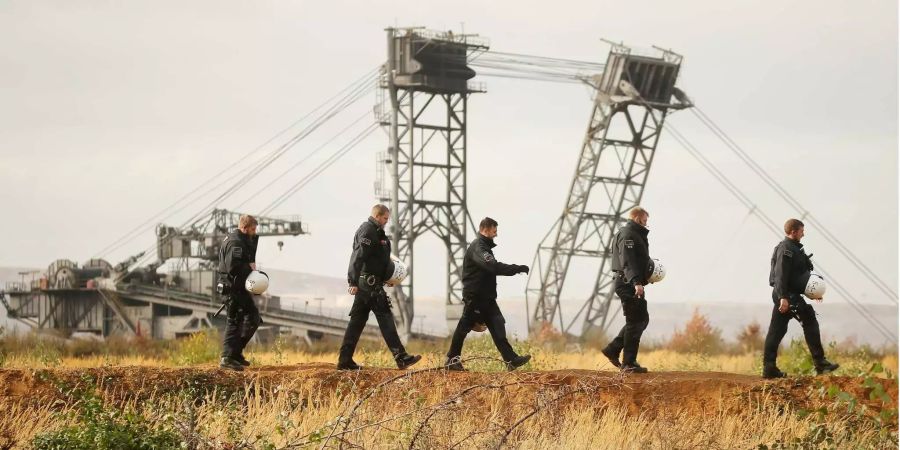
[526,43,691,336]
[377,28,488,338]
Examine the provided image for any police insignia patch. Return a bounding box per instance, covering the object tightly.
[483,252,495,262]
[784,250,793,257]
[361,238,372,245]
[233,247,242,258]
[625,240,634,249]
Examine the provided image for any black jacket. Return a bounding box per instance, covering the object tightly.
[217,230,258,288]
[462,235,522,301]
[611,220,651,285]
[769,237,814,300]
[347,217,392,287]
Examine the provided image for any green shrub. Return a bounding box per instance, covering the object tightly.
[168,329,220,366]
[32,378,181,450]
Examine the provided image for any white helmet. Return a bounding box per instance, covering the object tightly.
[385,255,408,286]
[648,259,666,284]
[245,270,269,295]
[805,273,826,300]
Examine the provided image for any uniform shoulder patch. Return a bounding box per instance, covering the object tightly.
[361,237,372,246]
[482,252,495,262]
[783,249,793,257]
[624,239,635,249]
[233,246,243,258]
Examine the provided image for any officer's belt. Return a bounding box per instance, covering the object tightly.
[359,272,384,288]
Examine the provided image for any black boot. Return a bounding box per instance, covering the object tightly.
[506,354,531,371]
[444,356,466,372]
[601,347,622,368]
[762,363,786,379]
[621,362,648,374]
[396,353,422,370]
[337,359,362,371]
[220,357,245,371]
[236,354,251,367]
[815,360,839,375]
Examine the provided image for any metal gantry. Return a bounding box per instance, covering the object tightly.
[527,43,690,336]
[377,28,489,337]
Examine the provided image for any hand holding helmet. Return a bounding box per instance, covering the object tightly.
[385,255,408,287]
[804,273,826,300]
[245,270,269,294]
[647,259,666,284]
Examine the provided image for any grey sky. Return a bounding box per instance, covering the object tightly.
[1,1,897,332]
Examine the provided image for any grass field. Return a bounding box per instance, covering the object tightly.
[0,326,897,449]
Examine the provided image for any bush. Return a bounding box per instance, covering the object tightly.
[736,321,764,353]
[32,378,181,450]
[168,329,220,366]
[668,308,725,354]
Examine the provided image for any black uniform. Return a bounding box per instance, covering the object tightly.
[763,237,826,365]
[218,229,261,360]
[446,235,527,362]
[339,217,407,363]
[603,220,651,366]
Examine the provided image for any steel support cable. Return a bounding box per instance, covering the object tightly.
[473,51,606,71]
[113,71,378,277]
[476,72,587,85]
[259,122,379,215]
[470,58,598,86]
[204,79,376,215]
[203,75,377,212]
[234,109,373,210]
[471,57,591,75]
[116,78,376,274]
[690,106,898,303]
[470,60,593,79]
[482,50,607,68]
[94,66,381,259]
[666,124,896,342]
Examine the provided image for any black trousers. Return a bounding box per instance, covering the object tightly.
[339,288,406,361]
[763,292,825,364]
[603,282,650,365]
[221,290,261,358]
[447,298,518,362]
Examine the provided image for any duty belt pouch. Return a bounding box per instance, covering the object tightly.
[357,273,381,293]
[216,273,233,296]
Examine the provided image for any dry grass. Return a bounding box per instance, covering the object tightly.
[2,345,897,379]
[0,330,897,449]
[1,364,895,449]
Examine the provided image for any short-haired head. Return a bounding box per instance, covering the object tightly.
[479,217,498,231]
[629,207,649,221]
[371,204,390,227]
[371,204,390,218]
[238,215,258,235]
[239,215,258,229]
[784,218,804,235]
[479,217,498,239]
[629,206,649,227]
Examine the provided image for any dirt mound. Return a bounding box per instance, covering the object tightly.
[1,364,895,420]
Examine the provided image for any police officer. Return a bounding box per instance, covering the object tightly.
[339,204,421,371]
[762,219,839,379]
[218,214,262,371]
[601,207,652,373]
[445,217,531,371]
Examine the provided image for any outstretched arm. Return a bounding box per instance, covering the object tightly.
[471,245,526,276]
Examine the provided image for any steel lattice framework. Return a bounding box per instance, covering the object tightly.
[377,28,488,338]
[526,43,690,335]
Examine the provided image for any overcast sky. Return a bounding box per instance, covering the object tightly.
[1,0,897,332]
